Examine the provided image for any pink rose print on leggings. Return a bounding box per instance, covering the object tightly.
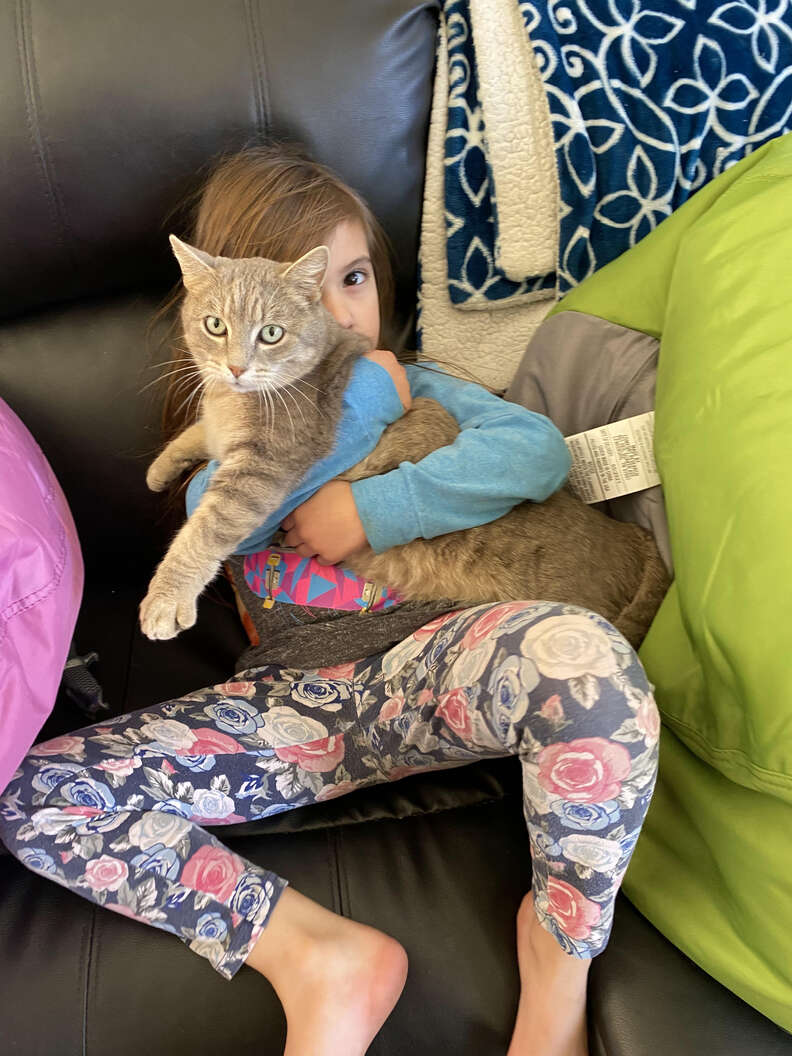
[436,688,472,738]
[411,609,462,641]
[537,737,631,803]
[213,680,257,698]
[30,735,86,757]
[461,602,529,650]
[180,846,245,902]
[274,734,346,772]
[546,877,602,939]
[182,727,246,756]
[82,855,129,892]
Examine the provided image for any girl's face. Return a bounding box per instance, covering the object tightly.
[321,219,381,348]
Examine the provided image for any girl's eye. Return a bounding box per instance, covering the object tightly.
[343,269,367,287]
[204,316,227,337]
[259,324,285,345]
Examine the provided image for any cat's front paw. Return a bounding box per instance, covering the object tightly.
[146,457,176,493]
[139,586,197,640]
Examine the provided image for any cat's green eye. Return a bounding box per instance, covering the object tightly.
[204,316,227,337]
[259,324,285,345]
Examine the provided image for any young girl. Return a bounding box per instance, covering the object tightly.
[0,144,660,1056]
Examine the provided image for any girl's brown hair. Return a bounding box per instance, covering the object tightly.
[158,141,395,444]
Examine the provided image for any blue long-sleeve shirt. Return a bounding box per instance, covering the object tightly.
[185,358,570,555]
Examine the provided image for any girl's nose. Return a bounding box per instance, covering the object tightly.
[323,290,354,329]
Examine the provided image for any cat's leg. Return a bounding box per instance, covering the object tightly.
[146,421,209,492]
[140,459,291,640]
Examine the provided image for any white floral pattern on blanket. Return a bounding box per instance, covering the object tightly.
[441,0,792,306]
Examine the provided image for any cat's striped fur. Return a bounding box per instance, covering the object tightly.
[140,237,367,640]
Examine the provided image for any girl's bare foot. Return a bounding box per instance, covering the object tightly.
[506,891,590,1056]
[245,887,408,1056]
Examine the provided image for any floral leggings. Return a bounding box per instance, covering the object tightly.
[0,601,659,980]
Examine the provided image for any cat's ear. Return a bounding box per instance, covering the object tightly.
[169,235,217,290]
[281,246,330,302]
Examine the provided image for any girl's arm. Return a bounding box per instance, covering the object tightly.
[185,356,404,554]
[349,363,571,553]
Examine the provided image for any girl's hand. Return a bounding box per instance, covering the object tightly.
[280,480,368,565]
[363,349,412,411]
[279,352,407,564]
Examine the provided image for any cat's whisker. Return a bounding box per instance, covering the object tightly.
[169,378,196,411]
[268,385,297,443]
[263,395,276,445]
[289,379,328,421]
[143,356,193,371]
[173,391,201,424]
[257,384,272,428]
[169,372,205,399]
[137,366,203,395]
[173,378,206,421]
[286,379,317,407]
[278,372,326,396]
[280,384,307,427]
[255,387,270,437]
[170,368,204,385]
[170,378,205,406]
[263,387,276,444]
[194,376,216,422]
[143,360,198,376]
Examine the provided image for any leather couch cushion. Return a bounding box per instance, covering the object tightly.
[0,0,437,326]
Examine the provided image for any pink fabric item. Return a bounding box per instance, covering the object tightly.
[244,548,403,612]
[0,397,83,794]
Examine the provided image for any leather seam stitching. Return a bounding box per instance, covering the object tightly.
[81,908,96,1056]
[324,829,338,915]
[332,828,348,917]
[338,827,351,917]
[15,0,76,270]
[245,0,270,137]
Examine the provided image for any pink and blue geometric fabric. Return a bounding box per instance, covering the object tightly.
[243,549,403,613]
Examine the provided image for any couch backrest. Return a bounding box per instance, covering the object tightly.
[0,0,438,578]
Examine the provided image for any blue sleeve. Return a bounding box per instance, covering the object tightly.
[185,357,404,554]
[349,363,571,553]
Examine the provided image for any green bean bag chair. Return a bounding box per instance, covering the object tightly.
[551,132,792,1031]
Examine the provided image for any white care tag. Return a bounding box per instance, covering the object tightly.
[564,411,660,504]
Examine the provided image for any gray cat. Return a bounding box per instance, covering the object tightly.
[142,237,669,647]
[140,236,367,640]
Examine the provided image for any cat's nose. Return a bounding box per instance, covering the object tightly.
[229,366,244,378]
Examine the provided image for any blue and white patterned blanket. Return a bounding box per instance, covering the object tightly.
[445,0,792,304]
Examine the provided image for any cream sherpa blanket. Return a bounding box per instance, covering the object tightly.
[418,0,559,391]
